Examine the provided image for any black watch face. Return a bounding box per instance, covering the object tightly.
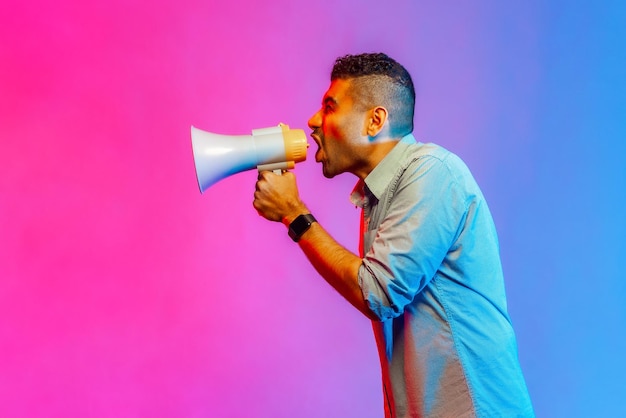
[289,214,315,241]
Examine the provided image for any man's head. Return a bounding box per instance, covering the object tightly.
[330,53,415,137]
[308,53,415,179]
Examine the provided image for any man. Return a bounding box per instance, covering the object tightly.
[253,53,534,417]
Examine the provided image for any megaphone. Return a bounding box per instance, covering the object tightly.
[191,123,309,193]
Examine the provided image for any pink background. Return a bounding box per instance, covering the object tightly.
[1,1,625,417]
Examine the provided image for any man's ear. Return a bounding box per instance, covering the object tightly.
[366,106,388,137]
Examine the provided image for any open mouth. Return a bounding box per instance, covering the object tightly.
[310,132,323,162]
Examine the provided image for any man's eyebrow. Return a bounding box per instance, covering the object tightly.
[323,96,338,106]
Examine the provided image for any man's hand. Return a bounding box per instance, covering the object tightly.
[253,171,309,224]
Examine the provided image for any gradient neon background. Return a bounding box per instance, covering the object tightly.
[1,1,625,417]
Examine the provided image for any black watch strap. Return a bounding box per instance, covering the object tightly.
[288,214,317,242]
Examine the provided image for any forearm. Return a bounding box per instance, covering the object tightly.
[287,218,376,320]
[253,172,374,319]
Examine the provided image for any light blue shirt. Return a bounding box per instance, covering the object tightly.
[354,135,534,418]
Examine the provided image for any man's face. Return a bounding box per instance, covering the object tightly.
[307,78,369,178]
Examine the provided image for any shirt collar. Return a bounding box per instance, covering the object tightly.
[350,134,416,207]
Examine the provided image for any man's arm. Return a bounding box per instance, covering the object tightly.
[288,218,377,320]
[253,171,376,320]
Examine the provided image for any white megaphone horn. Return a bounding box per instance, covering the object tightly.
[191,123,309,193]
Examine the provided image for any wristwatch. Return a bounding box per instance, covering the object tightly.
[288,213,317,242]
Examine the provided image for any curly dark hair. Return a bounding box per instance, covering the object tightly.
[331,53,415,136]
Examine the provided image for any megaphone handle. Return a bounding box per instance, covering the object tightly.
[273,169,283,175]
[258,162,292,174]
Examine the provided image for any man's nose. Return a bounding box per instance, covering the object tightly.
[308,109,322,130]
